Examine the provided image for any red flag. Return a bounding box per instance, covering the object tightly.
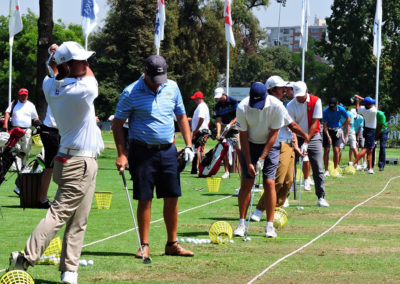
[224,0,235,47]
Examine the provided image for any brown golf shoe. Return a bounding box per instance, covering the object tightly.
[165,242,194,257]
[135,244,149,259]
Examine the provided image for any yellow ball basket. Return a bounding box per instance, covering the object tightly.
[209,221,233,244]
[206,177,221,193]
[31,134,43,147]
[344,165,356,175]
[94,191,113,209]
[328,161,334,171]
[329,168,341,178]
[0,270,34,284]
[337,166,343,174]
[273,207,288,229]
[37,237,62,265]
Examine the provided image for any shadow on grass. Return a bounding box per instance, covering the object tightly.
[178,232,209,237]
[35,280,58,284]
[200,193,232,196]
[81,251,134,257]
[199,217,237,221]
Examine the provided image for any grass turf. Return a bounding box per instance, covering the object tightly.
[0,132,399,283]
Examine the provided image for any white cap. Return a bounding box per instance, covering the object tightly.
[214,87,225,99]
[265,75,288,90]
[54,41,95,65]
[108,115,115,121]
[350,108,357,118]
[286,81,294,88]
[293,81,307,97]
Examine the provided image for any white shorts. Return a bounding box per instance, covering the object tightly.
[348,133,357,149]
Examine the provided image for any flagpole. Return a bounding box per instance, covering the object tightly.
[301,48,305,81]
[226,44,230,96]
[375,55,380,109]
[8,38,13,106]
[157,48,160,56]
[85,35,88,50]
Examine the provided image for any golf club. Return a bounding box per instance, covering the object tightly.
[181,179,203,191]
[121,169,152,264]
[244,173,257,242]
[297,157,304,210]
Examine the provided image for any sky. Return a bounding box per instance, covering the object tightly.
[1,0,334,30]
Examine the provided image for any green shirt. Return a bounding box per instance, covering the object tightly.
[376,110,388,130]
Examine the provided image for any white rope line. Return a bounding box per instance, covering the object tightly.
[247,176,400,284]
[83,194,233,248]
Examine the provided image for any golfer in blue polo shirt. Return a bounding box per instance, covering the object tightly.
[113,55,195,259]
[322,97,350,176]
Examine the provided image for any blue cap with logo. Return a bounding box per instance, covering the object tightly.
[249,82,267,110]
[363,96,376,105]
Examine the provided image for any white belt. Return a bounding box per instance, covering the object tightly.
[59,147,98,158]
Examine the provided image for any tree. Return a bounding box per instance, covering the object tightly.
[317,0,400,113]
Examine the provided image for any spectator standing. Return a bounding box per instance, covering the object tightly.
[373,110,388,171]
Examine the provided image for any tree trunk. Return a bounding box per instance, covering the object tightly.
[36,0,53,120]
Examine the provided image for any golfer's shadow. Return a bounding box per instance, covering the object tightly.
[81,251,134,257]
[201,193,232,196]
[34,280,58,284]
[178,231,209,237]
[199,216,237,221]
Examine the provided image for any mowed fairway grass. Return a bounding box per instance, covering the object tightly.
[0,132,399,283]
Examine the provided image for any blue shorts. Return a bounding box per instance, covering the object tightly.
[128,143,181,200]
[240,142,280,180]
[363,127,376,149]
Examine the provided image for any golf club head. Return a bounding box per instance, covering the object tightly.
[143,257,152,264]
[297,206,304,210]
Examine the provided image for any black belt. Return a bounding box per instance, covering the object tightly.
[131,139,172,150]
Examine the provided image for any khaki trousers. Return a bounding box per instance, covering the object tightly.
[256,142,294,209]
[25,156,98,272]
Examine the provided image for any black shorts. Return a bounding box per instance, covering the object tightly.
[40,125,60,168]
[240,142,280,180]
[363,127,376,149]
[129,142,181,200]
[323,129,342,148]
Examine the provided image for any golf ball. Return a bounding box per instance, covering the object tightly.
[244,237,251,241]
[87,260,94,266]
[79,259,87,266]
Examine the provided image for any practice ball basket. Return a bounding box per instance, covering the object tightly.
[344,165,356,175]
[206,177,221,193]
[209,221,233,244]
[273,207,288,229]
[0,270,34,284]
[37,237,62,265]
[94,191,113,209]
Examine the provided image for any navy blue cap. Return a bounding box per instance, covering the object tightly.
[249,82,267,109]
[363,96,376,105]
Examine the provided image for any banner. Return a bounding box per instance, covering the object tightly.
[9,0,23,45]
[154,0,166,50]
[224,0,235,47]
[81,0,99,37]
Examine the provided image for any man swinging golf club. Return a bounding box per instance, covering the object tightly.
[113,55,195,260]
[234,82,286,238]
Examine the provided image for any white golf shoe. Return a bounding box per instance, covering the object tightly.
[61,271,78,284]
[233,223,246,237]
[283,198,290,208]
[304,178,311,191]
[221,172,230,179]
[356,164,363,171]
[317,198,330,207]
[265,225,277,238]
[362,162,368,169]
[250,209,263,222]
[368,169,374,174]
[324,170,330,177]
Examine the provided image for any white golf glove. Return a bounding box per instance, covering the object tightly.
[336,128,343,138]
[300,142,308,155]
[225,124,231,131]
[256,158,265,174]
[183,146,195,165]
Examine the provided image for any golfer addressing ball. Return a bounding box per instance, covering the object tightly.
[8,41,104,284]
[113,55,195,259]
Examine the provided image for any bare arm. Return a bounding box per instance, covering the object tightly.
[176,114,192,147]
[260,129,279,159]
[112,118,128,173]
[239,130,255,177]
[309,118,320,138]
[193,117,204,137]
[216,117,222,139]
[2,112,10,131]
[288,121,309,142]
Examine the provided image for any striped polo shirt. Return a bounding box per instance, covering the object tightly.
[115,75,186,144]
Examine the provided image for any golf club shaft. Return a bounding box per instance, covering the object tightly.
[298,157,304,208]
[121,171,145,260]
[245,173,257,238]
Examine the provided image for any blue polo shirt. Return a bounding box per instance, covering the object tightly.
[353,115,364,134]
[341,111,355,134]
[322,105,349,128]
[115,76,186,144]
[214,96,238,124]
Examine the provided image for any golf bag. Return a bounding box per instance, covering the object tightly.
[0,128,26,186]
[198,127,239,178]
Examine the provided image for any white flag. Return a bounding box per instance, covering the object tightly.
[154,0,166,50]
[9,0,23,45]
[373,0,382,58]
[224,0,235,47]
[81,0,99,37]
[300,0,310,51]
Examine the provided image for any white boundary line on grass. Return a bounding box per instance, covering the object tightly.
[82,194,233,248]
[247,176,400,284]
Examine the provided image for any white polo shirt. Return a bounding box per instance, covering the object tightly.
[191,102,210,131]
[357,106,377,129]
[42,76,104,154]
[43,105,57,128]
[278,109,294,142]
[236,95,285,144]
[286,94,322,133]
[6,100,38,128]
